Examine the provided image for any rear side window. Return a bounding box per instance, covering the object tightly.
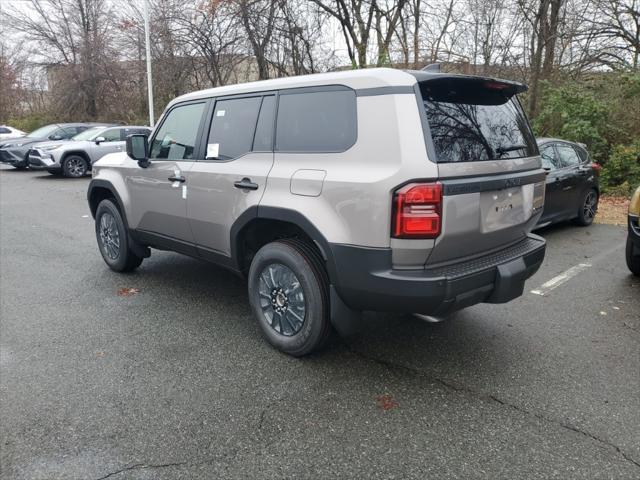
[207,96,262,160]
[574,145,589,163]
[420,79,537,163]
[150,102,206,160]
[276,89,356,152]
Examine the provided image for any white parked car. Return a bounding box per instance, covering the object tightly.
[0,126,26,141]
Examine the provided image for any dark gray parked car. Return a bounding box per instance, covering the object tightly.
[0,123,108,169]
[536,138,601,228]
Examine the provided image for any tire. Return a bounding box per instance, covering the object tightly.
[95,199,143,272]
[248,238,331,356]
[626,236,640,276]
[62,154,88,178]
[13,153,29,170]
[575,188,598,226]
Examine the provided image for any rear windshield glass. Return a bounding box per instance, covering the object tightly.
[420,79,537,163]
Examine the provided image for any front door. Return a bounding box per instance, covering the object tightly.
[187,94,276,258]
[126,101,208,246]
[88,127,125,164]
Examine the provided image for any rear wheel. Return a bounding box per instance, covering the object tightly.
[95,199,143,272]
[575,188,598,226]
[626,236,640,276]
[248,239,331,356]
[63,155,88,178]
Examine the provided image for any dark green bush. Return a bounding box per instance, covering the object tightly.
[600,141,640,196]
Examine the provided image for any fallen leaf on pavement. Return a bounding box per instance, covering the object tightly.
[117,287,140,297]
[376,394,399,411]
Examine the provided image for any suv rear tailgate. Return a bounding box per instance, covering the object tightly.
[413,73,545,265]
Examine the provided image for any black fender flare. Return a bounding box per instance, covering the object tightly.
[230,206,339,286]
[87,179,149,258]
[87,179,126,221]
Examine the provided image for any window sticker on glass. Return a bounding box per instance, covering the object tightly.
[207,143,219,159]
[216,110,226,117]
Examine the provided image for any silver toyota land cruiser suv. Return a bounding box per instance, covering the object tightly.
[88,68,546,356]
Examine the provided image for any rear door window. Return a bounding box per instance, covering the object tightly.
[420,79,537,163]
[206,96,262,160]
[276,89,356,152]
[556,144,581,168]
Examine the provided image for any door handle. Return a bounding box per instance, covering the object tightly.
[168,175,186,183]
[234,178,259,190]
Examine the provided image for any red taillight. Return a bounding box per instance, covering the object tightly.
[392,183,442,239]
[591,162,601,175]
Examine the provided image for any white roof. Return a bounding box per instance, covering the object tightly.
[170,68,417,107]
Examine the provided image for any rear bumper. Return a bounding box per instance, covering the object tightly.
[330,234,546,316]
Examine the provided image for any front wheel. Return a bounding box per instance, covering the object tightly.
[95,199,143,272]
[63,155,88,178]
[626,236,640,276]
[575,189,598,226]
[248,239,331,356]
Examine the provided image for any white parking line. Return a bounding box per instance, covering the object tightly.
[530,263,592,296]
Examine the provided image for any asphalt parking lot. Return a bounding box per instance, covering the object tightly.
[1,165,639,480]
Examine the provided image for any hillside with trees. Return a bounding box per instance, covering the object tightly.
[0,0,638,192]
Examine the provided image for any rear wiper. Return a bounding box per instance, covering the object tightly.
[496,144,527,155]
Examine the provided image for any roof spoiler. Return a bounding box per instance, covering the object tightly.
[422,63,442,73]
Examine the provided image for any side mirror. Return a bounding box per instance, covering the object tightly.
[50,134,63,141]
[126,134,150,168]
[94,136,106,144]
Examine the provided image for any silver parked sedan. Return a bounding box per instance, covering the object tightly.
[29,125,151,177]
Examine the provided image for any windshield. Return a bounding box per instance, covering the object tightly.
[72,127,104,141]
[420,79,538,163]
[26,124,60,138]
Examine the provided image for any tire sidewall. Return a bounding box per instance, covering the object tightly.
[95,199,130,271]
[579,188,598,225]
[626,236,640,276]
[63,155,87,178]
[248,242,326,356]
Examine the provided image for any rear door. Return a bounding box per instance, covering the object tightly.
[554,142,583,210]
[539,142,565,223]
[126,100,208,245]
[416,76,545,264]
[186,93,276,258]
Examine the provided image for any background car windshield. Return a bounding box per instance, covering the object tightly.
[26,125,60,138]
[72,127,104,141]
[421,80,538,163]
